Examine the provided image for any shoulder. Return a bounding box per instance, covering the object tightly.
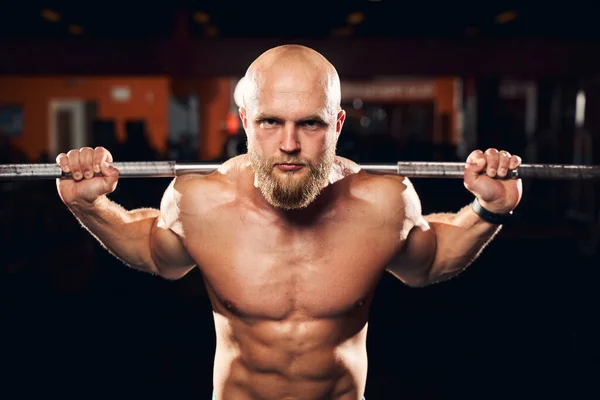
[163,156,250,217]
[347,171,423,223]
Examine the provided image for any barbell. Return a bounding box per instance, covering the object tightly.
[0,161,599,180]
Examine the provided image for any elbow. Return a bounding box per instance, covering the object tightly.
[402,271,432,288]
[152,256,195,281]
[148,257,178,280]
[387,265,431,288]
[155,266,187,281]
[407,277,430,288]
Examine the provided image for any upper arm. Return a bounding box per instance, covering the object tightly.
[384,177,437,287]
[150,177,196,280]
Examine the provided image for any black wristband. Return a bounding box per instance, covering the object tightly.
[471,197,513,225]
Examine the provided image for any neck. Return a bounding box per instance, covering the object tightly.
[248,175,337,226]
[279,185,336,224]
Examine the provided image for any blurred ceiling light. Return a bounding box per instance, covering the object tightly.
[206,25,220,37]
[331,26,354,37]
[347,12,365,25]
[193,11,210,24]
[495,11,518,24]
[68,24,83,35]
[40,9,61,22]
[575,90,586,128]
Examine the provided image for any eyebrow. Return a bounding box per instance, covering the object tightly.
[254,113,329,124]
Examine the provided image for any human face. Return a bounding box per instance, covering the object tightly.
[240,73,345,210]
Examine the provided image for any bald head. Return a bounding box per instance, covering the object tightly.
[242,45,341,114]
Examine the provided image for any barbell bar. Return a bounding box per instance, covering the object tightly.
[0,161,599,180]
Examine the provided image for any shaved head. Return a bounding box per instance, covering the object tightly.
[240,45,345,210]
[242,45,341,115]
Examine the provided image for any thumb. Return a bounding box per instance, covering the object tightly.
[100,161,119,185]
[463,153,486,191]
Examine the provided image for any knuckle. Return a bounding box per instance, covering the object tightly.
[485,148,499,155]
[95,148,109,160]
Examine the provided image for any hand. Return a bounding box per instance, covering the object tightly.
[463,148,523,214]
[55,147,119,206]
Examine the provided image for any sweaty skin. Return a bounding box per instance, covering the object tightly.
[58,45,520,400]
[162,156,412,400]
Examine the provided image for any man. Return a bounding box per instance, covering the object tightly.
[55,45,522,400]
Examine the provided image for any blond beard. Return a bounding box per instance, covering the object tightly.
[249,142,336,210]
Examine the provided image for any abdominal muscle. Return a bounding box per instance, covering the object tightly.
[211,313,369,400]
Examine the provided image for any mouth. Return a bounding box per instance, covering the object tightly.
[274,163,305,172]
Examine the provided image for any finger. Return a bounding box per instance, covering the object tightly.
[466,149,486,171]
[99,155,119,177]
[79,147,95,179]
[92,147,113,174]
[55,153,70,174]
[99,160,119,181]
[464,149,485,189]
[509,155,522,170]
[484,148,500,178]
[66,149,82,181]
[497,150,511,178]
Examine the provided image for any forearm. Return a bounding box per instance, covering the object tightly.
[425,204,501,284]
[67,195,160,274]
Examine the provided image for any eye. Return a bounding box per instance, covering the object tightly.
[259,119,278,128]
[301,120,324,129]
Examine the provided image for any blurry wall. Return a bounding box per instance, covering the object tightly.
[171,77,232,160]
[340,77,458,141]
[0,75,458,162]
[0,76,170,159]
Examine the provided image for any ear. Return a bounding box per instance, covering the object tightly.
[335,109,346,136]
[239,107,248,130]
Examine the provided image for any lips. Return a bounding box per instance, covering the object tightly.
[275,163,304,171]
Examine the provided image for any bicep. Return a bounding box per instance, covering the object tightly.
[385,177,436,287]
[150,220,196,280]
[387,223,436,287]
[150,178,196,280]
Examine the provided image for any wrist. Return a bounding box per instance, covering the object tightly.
[471,197,513,225]
[68,194,108,212]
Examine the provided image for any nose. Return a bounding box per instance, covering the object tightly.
[279,125,300,154]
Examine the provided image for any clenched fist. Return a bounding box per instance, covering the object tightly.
[463,148,523,214]
[56,146,119,206]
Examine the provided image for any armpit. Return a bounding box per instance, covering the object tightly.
[399,177,430,241]
[157,179,185,237]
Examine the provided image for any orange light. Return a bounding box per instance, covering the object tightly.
[347,12,365,25]
[331,26,354,37]
[193,11,210,24]
[41,9,61,22]
[226,112,240,135]
[495,11,518,24]
[465,27,478,36]
[206,25,219,37]
[68,24,83,35]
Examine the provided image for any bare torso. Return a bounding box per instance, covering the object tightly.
[176,156,407,400]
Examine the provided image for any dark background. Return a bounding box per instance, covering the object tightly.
[1,2,599,399]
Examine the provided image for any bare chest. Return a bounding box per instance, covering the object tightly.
[185,204,400,319]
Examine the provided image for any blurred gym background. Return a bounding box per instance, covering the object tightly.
[1,2,598,398]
